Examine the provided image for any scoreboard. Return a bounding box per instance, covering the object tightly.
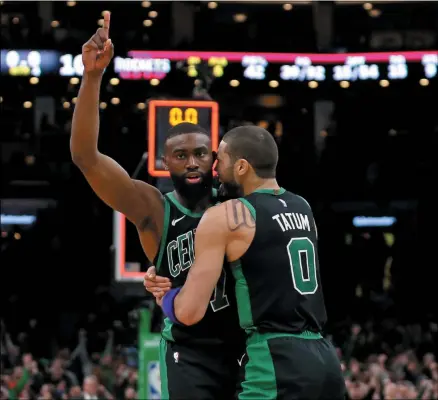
[147,100,219,177]
[1,49,436,83]
[123,50,437,82]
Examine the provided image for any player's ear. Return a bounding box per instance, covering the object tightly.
[236,158,249,176]
[162,155,169,170]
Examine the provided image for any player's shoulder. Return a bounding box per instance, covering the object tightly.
[222,199,256,232]
[294,194,313,213]
[203,201,227,220]
[203,199,255,230]
[195,203,228,237]
[284,191,313,211]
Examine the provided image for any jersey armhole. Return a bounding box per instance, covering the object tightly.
[155,197,171,273]
[296,195,318,239]
[237,198,256,221]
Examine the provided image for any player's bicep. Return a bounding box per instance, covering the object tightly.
[78,153,162,226]
[194,206,228,262]
[187,206,227,295]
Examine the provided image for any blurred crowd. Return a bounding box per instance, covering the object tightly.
[337,322,438,400]
[1,321,138,400]
[2,312,437,400]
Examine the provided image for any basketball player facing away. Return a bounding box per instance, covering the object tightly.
[70,12,243,400]
[158,126,346,400]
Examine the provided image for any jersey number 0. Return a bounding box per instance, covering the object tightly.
[287,237,319,295]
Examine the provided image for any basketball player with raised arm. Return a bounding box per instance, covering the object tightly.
[158,126,346,399]
[70,12,243,399]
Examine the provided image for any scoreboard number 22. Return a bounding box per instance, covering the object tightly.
[169,107,198,126]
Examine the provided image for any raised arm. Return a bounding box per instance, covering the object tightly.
[70,12,162,230]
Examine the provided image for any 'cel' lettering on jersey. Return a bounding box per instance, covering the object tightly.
[167,229,196,277]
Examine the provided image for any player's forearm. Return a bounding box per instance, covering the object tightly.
[174,287,209,326]
[161,286,209,326]
[70,71,103,167]
[174,258,224,325]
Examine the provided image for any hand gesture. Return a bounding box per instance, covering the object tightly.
[82,11,114,74]
[143,266,172,297]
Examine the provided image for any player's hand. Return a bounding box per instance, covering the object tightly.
[143,266,172,296]
[82,11,114,74]
[155,294,164,307]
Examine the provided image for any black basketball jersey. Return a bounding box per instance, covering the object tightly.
[154,190,243,346]
[231,188,327,335]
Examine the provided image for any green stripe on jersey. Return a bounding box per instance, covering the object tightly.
[161,318,174,342]
[254,187,286,195]
[159,339,170,400]
[238,198,256,221]
[166,188,220,217]
[230,260,255,332]
[166,192,205,218]
[239,339,277,400]
[247,331,323,346]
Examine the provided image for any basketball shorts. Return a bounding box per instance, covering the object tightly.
[237,333,346,400]
[160,338,240,400]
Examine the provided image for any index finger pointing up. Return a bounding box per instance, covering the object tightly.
[103,11,110,32]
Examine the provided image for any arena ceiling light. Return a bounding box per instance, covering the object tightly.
[233,13,247,22]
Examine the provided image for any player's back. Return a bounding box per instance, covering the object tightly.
[232,188,327,335]
[233,188,345,400]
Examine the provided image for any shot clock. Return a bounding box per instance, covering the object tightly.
[147,99,219,177]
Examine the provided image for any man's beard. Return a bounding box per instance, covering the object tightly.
[217,180,244,201]
[171,171,213,207]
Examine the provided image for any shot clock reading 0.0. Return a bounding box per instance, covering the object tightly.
[1,49,436,83]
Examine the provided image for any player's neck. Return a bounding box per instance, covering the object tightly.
[243,178,280,196]
[173,190,212,213]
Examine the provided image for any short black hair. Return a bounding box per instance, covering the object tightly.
[166,123,209,141]
[222,125,278,178]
